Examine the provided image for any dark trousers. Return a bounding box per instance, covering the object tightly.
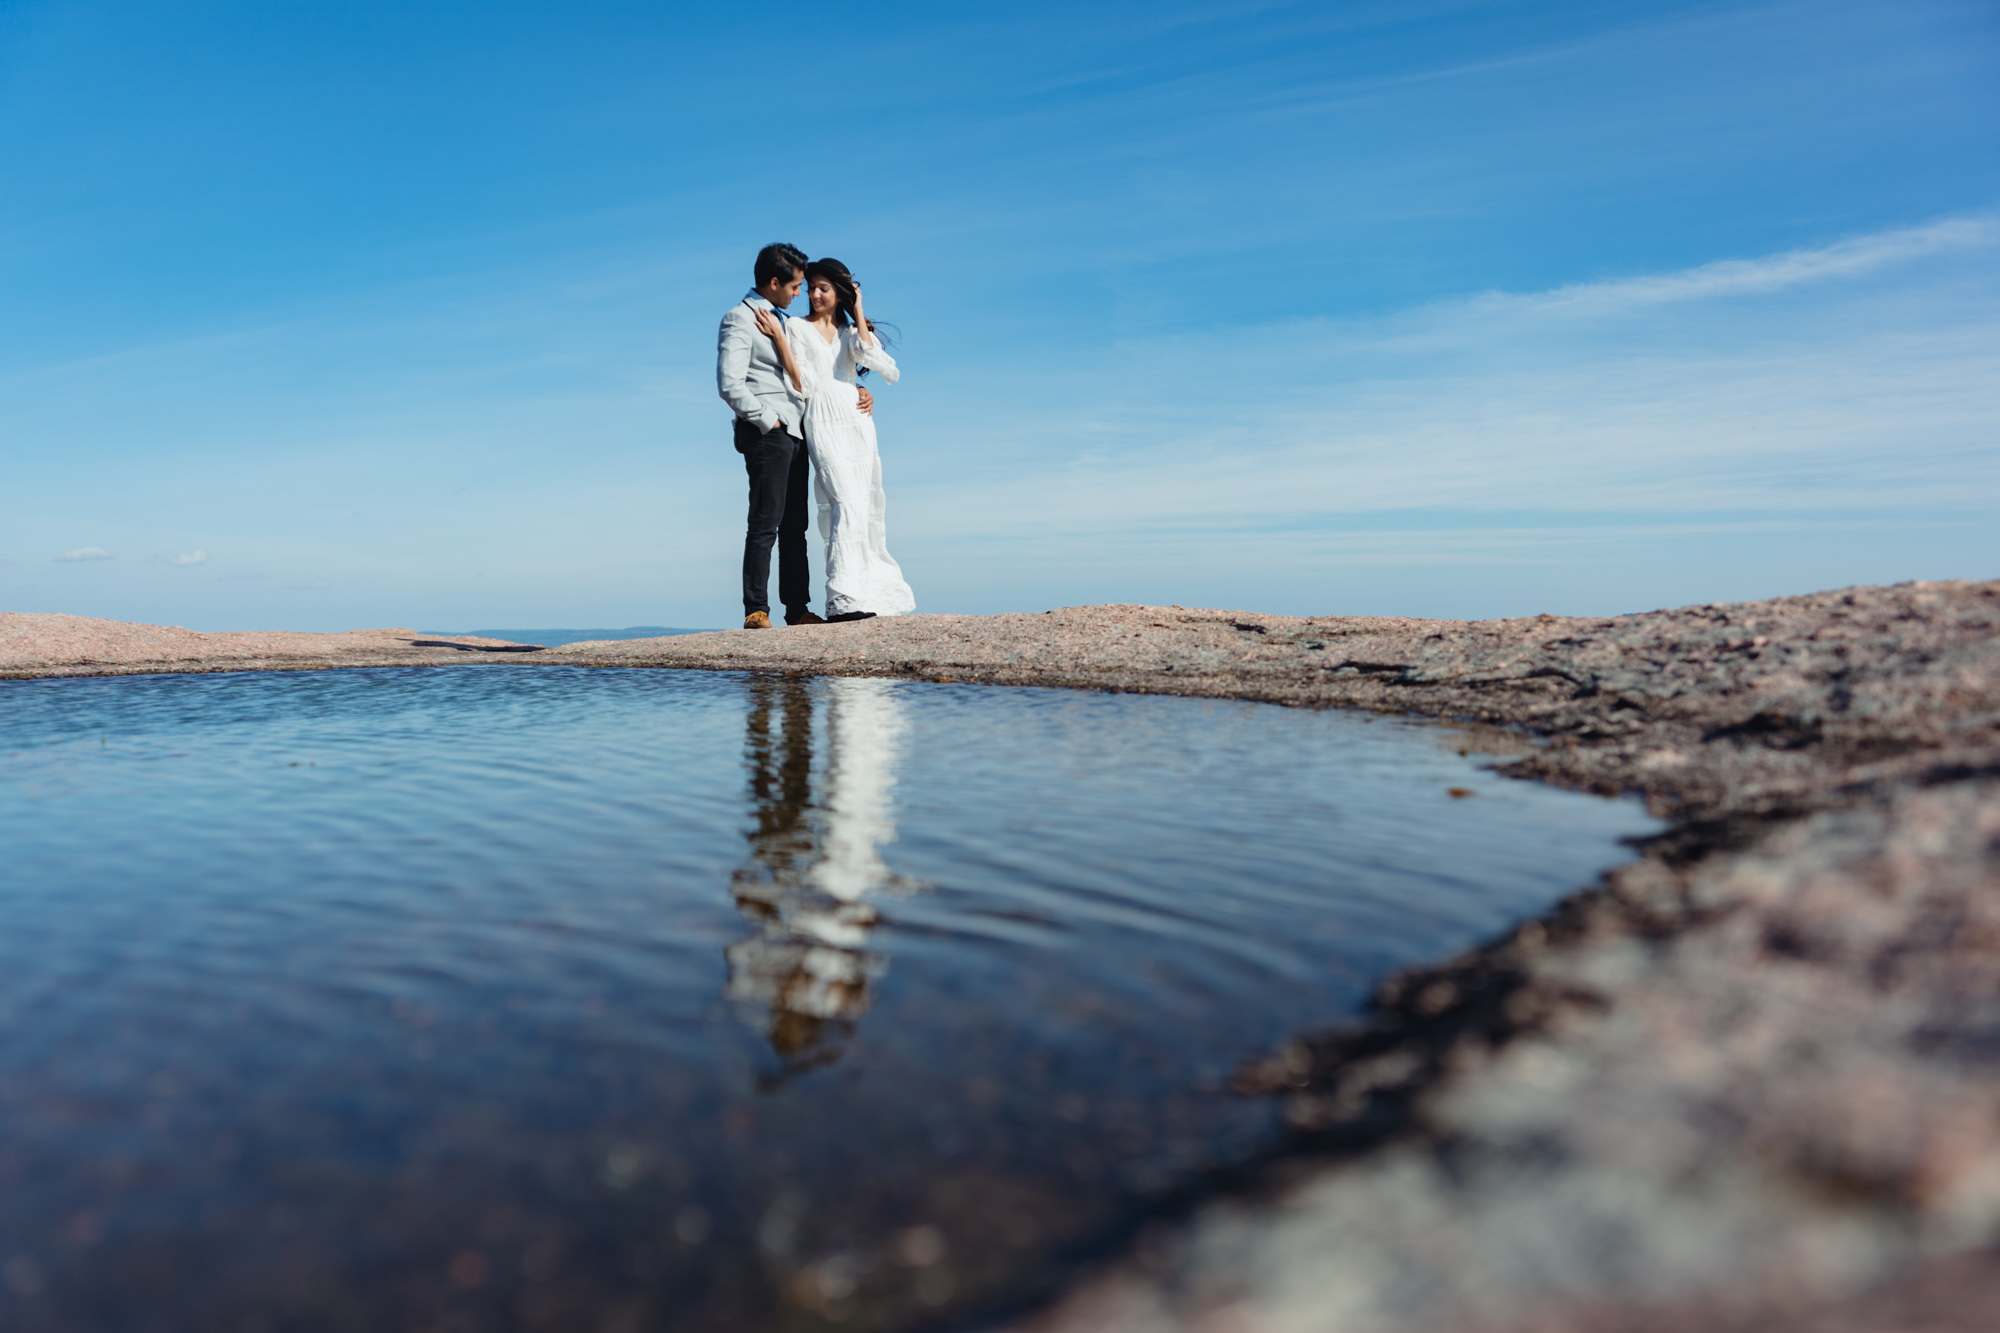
[737,418,811,617]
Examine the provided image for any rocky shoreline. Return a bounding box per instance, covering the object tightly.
[5,580,1996,1331]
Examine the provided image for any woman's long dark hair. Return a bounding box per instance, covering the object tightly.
[804,258,896,364]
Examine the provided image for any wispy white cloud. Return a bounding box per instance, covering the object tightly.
[904,214,2000,550]
[54,547,114,562]
[169,549,208,566]
[1501,216,1999,317]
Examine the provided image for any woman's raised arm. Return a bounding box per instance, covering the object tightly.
[847,325,899,384]
[751,307,804,392]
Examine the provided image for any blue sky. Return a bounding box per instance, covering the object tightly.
[2,0,1995,629]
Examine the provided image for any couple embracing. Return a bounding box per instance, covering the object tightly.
[718,242,915,630]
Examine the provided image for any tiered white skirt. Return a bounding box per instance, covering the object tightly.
[804,382,916,618]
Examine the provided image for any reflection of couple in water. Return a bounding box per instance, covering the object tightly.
[726,675,908,1072]
[718,243,916,632]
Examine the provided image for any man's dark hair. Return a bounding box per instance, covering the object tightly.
[754,243,809,288]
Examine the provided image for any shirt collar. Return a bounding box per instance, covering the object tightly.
[743,290,788,318]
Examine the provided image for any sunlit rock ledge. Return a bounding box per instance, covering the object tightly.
[6,579,1998,1331]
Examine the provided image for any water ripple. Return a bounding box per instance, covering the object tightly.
[0,667,1655,1330]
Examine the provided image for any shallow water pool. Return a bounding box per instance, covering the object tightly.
[0,667,1656,1331]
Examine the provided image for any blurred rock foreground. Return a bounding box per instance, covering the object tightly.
[569,580,2000,1333]
[8,580,1998,1331]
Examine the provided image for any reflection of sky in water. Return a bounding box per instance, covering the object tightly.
[0,667,1657,1331]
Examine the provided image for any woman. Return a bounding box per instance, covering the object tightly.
[751,259,915,621]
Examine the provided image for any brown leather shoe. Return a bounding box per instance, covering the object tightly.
[786,609,826,626]
[742,611,772,630]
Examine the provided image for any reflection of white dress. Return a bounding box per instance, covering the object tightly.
[812,678,908,902]
[785,320,916,617]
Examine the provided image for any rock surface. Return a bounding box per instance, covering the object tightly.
[5,581,1997,1331]
[0,613,544,674]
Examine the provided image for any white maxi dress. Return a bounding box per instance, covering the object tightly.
[785,320,916,617]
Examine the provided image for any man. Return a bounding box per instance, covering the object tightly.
[717,243,871,629]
